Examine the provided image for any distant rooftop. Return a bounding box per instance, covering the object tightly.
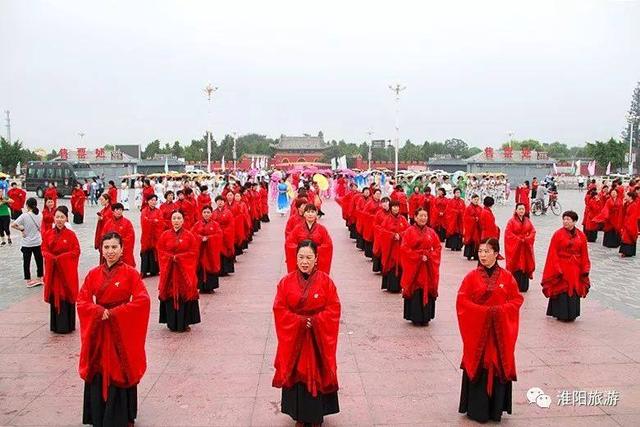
[273,134,328,151]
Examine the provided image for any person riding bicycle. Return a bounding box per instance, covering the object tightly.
[535,184,548,213]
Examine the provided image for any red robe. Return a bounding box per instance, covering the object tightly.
[338,190,353,221]
[620,200,640,245]
[197,193,212,210]
[541,228,591,298]
[378,213,409,274]
[408,193,424,220]
[285,222,333,274]
[504,215,536,278]
[272,270,341,396]
[7,187,26,215]
[372,209,391,257]
[42,227,80,312]
[445,197,465,238]
[140,206,164,253]
[211,205,235,258]
[362,199,381,242]
[107,187,118,206]
[582,195,601,232]
[191,219,223,276]
[457,265,523,395]
[285,214,304,238]
[177,198,196,229]
[102,215,136,267]
[141,186,155,210]
[157,228,199,307]
[514,186,531,215]
[390,189,408,216]
[44,187,58,207]
[354,195,369,235]
[400,225,442,304]
[260,187,269,218]
[431,196,448,231]
[479,207,500,240]
[41,206,55,237]
[70,188,86,217]
[94,205,113,249]
[159,201,177,229]
[462,204,482,246]
[77,261,150,400]
[593,196,623,232]
[422,194,434,225]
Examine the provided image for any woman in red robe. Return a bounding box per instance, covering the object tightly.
[272,240,341,426]
[445,188,465,251]
[285,198,307,238]
[390,185,408,218]
[400,207,442,325]
[354,187,370,251]
[541,210,591,322]
[70,183,86,224]
[463,194,482,261]
[78,231,150,427]
[260,181,270,222]
[196,185,212,214]
[42,206,80,334]
[101,203,136,267]
[41,197,56,237]
[372,197,391,273]
[504,203,536,292]
[582,188,601,242]
[480,196,500,240]
[211,196,236,275]
[378,201,410,292]
[94,193,113,255]
[619,192,639,257]
[514,181,531,216]
[140,179,155,211]
[44,182,58,207]
[140,194,163,277]
[285,204,333,274]
[176,190,196,230]
[457,237,523,423]
[431,188,448,242]
[157,210,200,332]
[192,205,223,293]
[593,187,623,248]
[361,188,382,258]
[160,191,177,229]
[408,186,424,224]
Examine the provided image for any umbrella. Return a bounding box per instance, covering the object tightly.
[0,172,10,178]
[313,173,329,191]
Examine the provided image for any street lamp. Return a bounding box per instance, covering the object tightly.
[388,83,406,178]
[366,130,374,170]
[627,113,639,176]
[507,131,514,148]
[232,132,238,171]
[203,83,219,173]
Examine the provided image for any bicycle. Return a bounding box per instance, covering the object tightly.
[532,192,562,216]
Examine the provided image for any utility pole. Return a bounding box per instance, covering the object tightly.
[366,131,374,170]
[507,131,514,148]
[628,114,638,176]
[203,83,219,173]
[5,110,11,144]
[388,84,406,178]
[232,132,238,171]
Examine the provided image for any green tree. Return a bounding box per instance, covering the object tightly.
[104,144,115,151]
[584,138,626,169]
[543,142,570,158]
[142,139,161,159]
[171,141,184,158]
[0,137,39,172]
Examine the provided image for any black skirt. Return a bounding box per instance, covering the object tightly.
[50,300,75,334]
[261,214,270,223]
[159,299,201,332]
[403,289,436,325]
[356,234,365,250]
[446,234,463,251]
[197,270,219,293]
[140,250,159,277]
[513,270,529,292]
[349,224,357,240]
[83,374,137,427]
[458,369,512,423]
[602,230,620,248]
[383,269,402,293]
[584,228,598,242]
[281,382,339,425]
[253,219,260,232]
[364,240,373,258]
[546,292,581,321]
[372,255,382,273]
[235,246,244,256]
[619,242,637,257]
[73,213,84,224]
[464,243,478,260]
[221,255,235,274]
[436,226,446,242]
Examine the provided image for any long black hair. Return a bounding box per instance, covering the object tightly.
[26,197,39,215]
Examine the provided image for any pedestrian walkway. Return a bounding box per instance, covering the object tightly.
[0,200,639,425]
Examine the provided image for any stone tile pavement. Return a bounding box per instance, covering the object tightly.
[0,190,639,426]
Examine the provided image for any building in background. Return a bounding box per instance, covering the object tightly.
[466,148,555,184]
[271,134,329,166]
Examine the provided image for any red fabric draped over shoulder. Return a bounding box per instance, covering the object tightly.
[42,227,81,312]
[541,227,591,298]
[399,225,442,304]
[504,215,536,278]
[285,222,333,274]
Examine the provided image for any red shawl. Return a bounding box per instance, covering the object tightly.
[462,204,482,245]
[408,193,424,219]
[620,200,640,245]
[157,228,199,307]
[514,187,531,215]
[177,198,196,229]
[211,206,235,258]
[285,213,304,238]
[41,206,55,237]
[378,213,409,274]
[504,215,536,277]
[44,187,58,207]
[593,196,623,232]
[272,270,341,397]
[541,227,591,298]
[480,207,500,240]
[362,199,381,242]
[140,206,164,252]
[78,261,150,400]
[457,265,523,395]
[390,190,408,215]
[422,194,434,225]
[94,205,113,249]
[141,186,155,210]
[7,187,26,213]
[372,209,391,257]
[400,225,442,304]
[159,201,177,229]
[445,197,465,237]
[285,222,333,274]
[430,196,448,230]
[191,219,222,275]
[582,195,602,232]
[42,227,80,312]
[102,216,136,267]
[354,195,369,235]
[70,188,86,217]
[107,187,118,206]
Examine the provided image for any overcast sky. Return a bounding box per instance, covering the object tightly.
[2,0,639,151]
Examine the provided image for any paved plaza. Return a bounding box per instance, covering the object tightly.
[0,189,639,426]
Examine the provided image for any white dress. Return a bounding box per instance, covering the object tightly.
[119,183,130,210]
